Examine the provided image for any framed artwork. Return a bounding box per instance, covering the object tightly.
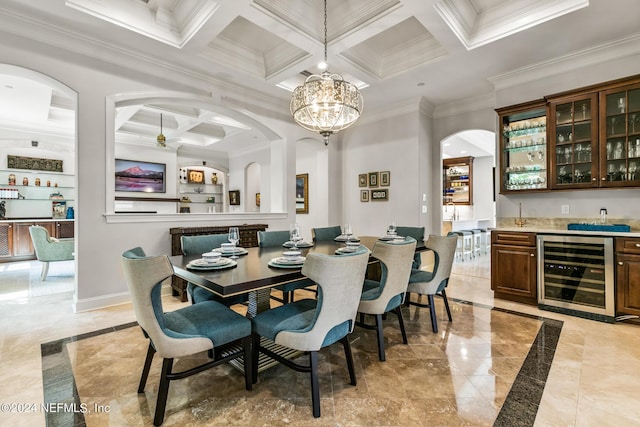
[380,171,390,186]
[256,192,261,206]
[187,169,205,184]
[368,172,379,187]
[360,190,369,202]
[358,174,367,187]
[296,173,309,214]
[229,190,240,205]
[371,188,389,201]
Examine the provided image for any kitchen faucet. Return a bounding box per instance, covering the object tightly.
[447,202,458,220]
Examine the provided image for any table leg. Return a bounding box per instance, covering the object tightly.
[246,288,272,318]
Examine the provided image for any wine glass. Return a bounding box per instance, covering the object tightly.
[387,221,396,236]
[343,223,353,242]
[289,223,303,250]
[228,227,239,259]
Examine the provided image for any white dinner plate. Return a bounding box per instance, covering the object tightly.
[187,258,237,270]
[212,247,249,256]
[283,241,313,248]
[268,257,306,268]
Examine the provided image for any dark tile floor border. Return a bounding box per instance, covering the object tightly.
[41,302,562,427]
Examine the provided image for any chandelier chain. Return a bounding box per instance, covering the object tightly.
[323,0,327,63]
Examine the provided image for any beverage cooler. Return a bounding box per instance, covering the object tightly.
[537,234,615,321]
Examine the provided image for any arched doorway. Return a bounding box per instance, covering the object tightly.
[440,130,496,234]
[0,64,78,300]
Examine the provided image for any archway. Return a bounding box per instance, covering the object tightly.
[0,64,78,300]
[440,129,496,234]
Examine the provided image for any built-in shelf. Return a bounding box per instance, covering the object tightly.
[115,196,180,202]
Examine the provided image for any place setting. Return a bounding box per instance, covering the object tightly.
[283,223,313,248]
[268,250,306,269]
[378,222,406,242]
[211,227,248,258]
[334,223,360,242]
[335,240,363,255]
[186,251,237,271]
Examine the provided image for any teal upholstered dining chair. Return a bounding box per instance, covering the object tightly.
[395,226,425,269]
[405,234,458,333]
[122,247,252,426]
[251,247,370,418]
[311,225,342,242]
[180,233,247,306]
[29,225,74,281]
[257,230,316,304]
[357,237,417,361]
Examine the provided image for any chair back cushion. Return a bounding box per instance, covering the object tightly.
[395,226,424,268]
[181,233,229,255]
[408,234,457,295]
[273,249,370,351]
[257,230,290,247]
[29,225,74,262]
[311,225,341,242]
[122,248,212,358]
[358,237,417,314]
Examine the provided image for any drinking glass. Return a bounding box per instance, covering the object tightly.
[289,223,303,250]
[387,221,396,236]
[343,223,353,242]
[228,227,239,258]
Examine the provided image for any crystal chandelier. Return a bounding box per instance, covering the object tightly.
[290,0,363,145]
[157,113,166,148]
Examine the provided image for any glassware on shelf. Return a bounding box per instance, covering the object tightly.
[606,142,613,159]
[575,144,582,162]
[618,97,626,114]
[614,141,624,160]
[629,162,638,180]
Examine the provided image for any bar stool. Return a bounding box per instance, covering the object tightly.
[460,231,473,260]
[447,231,463,260]
[483,229,491,254]
[470,229,482,257]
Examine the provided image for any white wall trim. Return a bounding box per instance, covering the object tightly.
[73,285,173,312]
[434,93,496,118]
[489,33,640,90]
[104,212,287,224]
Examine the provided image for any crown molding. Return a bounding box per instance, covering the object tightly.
[489,32,640,90]
[433,93,495,118]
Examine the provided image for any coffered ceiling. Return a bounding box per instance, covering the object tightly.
[1,0,639,156]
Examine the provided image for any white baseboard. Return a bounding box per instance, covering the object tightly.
[73,284,173,312]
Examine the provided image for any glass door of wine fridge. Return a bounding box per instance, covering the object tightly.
[537,234,615,321]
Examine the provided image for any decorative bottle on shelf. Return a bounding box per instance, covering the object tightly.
[211,173,218,184]
[22,177,28,186]
[8,174,15,185]
[35,178,41,186]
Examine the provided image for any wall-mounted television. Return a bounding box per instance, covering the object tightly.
[115,159,166,193]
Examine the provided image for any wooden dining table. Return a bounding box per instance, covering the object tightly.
[169,235,427,316]
[169,235,427,371]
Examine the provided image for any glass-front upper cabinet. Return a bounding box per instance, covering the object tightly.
[496,101,547,193]
[548,93,599,189]
[600,83,640,187]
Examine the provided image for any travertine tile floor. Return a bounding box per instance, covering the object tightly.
[0,254,639,426]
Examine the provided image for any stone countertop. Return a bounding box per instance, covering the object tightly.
[492,226,640,238]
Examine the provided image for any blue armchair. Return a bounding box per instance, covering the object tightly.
[29,225,74,281]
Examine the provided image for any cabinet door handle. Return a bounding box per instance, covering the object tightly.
[530,253,535,257]
[635,243,640,247]
[601,177,606,181]
[618,261,624,266]
[592,177,597,181]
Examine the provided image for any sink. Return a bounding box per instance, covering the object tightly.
[567,223,630,232]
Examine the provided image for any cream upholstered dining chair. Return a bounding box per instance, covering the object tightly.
[405,234,458,333]
[310,225,342,242]
[257,230,316,304]
[395,226,425,269]
[180,233,247,306]
[250,247,370,418]
[122,247,252,426]
[29,225,74,280]
[356,237,417,361]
